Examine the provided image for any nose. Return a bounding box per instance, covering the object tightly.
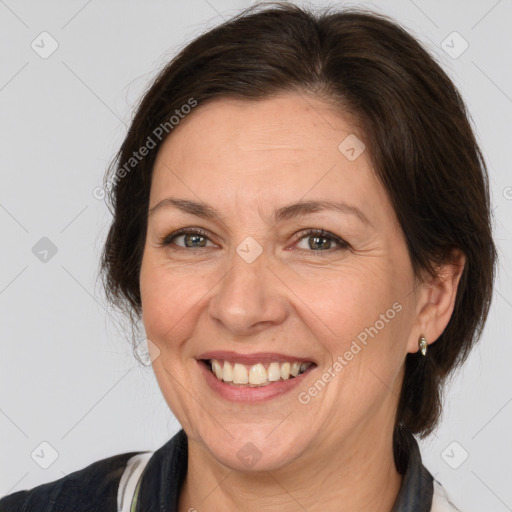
[207,245,289,337]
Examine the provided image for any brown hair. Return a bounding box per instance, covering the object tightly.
[100,2,497,441]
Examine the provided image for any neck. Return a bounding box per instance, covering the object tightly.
[178,419,403,512]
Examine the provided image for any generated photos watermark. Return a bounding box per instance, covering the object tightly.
[93,97,198,200]
[297,301,403,405]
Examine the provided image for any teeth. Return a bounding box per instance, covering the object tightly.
[280,362,291,380]
[290,362,301,377]
[222,361,233,382]
[233,363,249,384]
[212,360,223,380]
[267,362,281,382]
[208,359,313,387]
[248,363,267,385]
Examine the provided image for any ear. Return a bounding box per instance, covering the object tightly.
[406,249,466,354]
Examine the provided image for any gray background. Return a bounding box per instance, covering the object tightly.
[1,0,511,510]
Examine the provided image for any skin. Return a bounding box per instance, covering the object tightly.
[139,93,465,512]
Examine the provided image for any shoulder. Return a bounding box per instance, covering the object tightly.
[0,450,140,512]
[431,479,463,512]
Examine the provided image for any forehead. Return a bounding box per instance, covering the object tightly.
[158,93,360,162]
[149,93,393,228]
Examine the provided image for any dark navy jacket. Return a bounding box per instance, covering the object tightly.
[0,427,436,511]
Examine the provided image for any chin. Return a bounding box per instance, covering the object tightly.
[196,424,308,472]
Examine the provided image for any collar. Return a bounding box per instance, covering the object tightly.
[391,426,434,511]
[136,427,433,511]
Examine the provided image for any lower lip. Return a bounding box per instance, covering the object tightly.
[198,360,315,403]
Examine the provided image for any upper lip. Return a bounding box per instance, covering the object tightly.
[197,351,316,366]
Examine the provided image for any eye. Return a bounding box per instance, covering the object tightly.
[293,229,349,255]
[159,228,215,250]
[158,227,350,255]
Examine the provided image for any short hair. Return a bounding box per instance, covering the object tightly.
[100,2,497,439]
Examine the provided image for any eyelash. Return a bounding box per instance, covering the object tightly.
[158,227,350,256]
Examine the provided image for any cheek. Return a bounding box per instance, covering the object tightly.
[295,262,401,337]
[302,269,411,408]
[139,255,208,348]
[295,258,412,385]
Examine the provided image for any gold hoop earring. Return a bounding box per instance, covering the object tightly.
[418,335,428,356]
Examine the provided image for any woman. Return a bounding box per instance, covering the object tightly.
[0,2,496,511]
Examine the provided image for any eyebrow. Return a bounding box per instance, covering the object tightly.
[148,197,372,226]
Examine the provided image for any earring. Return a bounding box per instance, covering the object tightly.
[418,335,428,356]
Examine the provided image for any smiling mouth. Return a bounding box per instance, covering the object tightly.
[202,359,315,387]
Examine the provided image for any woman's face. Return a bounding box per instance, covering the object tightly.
[140,93,425,471]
